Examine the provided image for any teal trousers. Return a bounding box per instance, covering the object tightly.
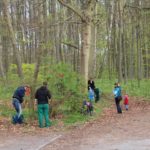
[38,104,51,128]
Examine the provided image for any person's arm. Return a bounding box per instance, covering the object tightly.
[47,90,51,100]
[35,89,38,99]
[18,87,25,102]
[113,88,119,97]
[34,90,38,110]
[93,81,95,89]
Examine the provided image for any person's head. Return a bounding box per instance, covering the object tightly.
[114,82,119,87]
[43,81,48,87]
[24,85,30,96]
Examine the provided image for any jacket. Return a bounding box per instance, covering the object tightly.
[113,86,122,98]
[12,86,25,103]
[124,95,129,105]
[88,88,94,100]
[35,86,51,104]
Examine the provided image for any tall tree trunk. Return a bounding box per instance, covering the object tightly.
[3,0,23,78]
[117,0,123,82]
[57,0,96,86]
[2,36,9,75]
[89,3,97,78]
[81,22,91,83]
[33,0,44,84]
[0,37,5,79]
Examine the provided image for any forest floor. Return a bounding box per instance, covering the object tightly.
[0,97,150,150]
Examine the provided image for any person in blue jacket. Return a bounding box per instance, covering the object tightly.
[113,83,122,114]
[88,87,95,102]
[12,85,30,124]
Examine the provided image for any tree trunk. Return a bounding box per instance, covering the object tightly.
[89,3,97,78]
[0,37,5,79]
[81,22,91,83]
[3,0,23,78]
[57,0,96,86]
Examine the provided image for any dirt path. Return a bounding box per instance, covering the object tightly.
[43,98,150,150]
[0,98,150,150]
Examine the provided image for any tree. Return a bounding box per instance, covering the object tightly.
[2,0,23,78]
[57,0,97,85]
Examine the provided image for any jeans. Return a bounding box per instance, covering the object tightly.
[12,98,23,124]
[115,97,122,113]
[38,104,51,128]
[125,105,129,110]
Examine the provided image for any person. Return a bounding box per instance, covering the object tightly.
[88,78,95,91]
[124,94,129,110]
[12,85,30,124]
[113,83,122,114]
[35,82,51,128]
[81,100,93,116]
[88,87,95,103]
[94,88,100,103]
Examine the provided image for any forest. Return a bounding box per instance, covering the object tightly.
[0,0,150,122]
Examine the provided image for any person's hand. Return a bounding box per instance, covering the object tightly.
[34,99,37,110]
[49,99,52,105]
[34,99,37,105]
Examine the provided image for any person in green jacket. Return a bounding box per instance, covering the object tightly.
[35,82,51,128]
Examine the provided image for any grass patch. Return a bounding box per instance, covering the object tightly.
[63,112,89,125]
[63,98,112,126]
[1,78,150,128]
[96,79,150,100]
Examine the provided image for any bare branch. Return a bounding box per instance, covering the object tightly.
[62,41,79,50]
[124,4,150,10]
[57,0,84,21]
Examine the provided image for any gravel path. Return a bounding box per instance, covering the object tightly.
[0,133,62,150]
[0,98,150,150]
[43,99,150,150]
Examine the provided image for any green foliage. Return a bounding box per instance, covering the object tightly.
[63,99,112,126]
[40,59,86,112]
[22,63,34,84]
[7,63,35,85]
[96,78,150,99]
[2,61,150,127]
[123,79,150,99]
[63,112,89,125]
[0,64,35,99]
[0,104,14,117]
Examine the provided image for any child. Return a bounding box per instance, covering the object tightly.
[88,87,95,102]
[81,100,93,116]
[124,94,129,110]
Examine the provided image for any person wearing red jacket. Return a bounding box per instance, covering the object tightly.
[124,94,129,110]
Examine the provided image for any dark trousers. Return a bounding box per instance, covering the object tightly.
[115,97,122,113]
